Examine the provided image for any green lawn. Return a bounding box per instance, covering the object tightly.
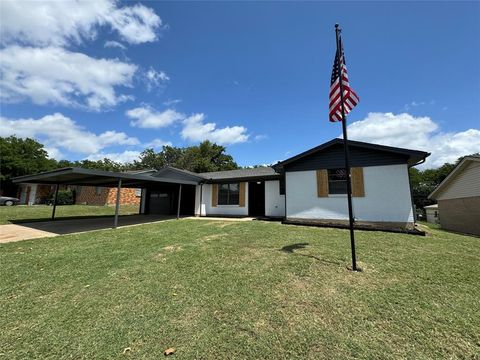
[0,220,478,359]
[0,204,140,224]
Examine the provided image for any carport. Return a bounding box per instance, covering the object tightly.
[13,167,200,228]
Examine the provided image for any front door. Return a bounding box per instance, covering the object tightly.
[248,181,265,217]
[148,191,171,215]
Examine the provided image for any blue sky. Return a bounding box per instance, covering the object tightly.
[1,1,479,168]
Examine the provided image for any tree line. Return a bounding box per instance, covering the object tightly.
[0,135,238,196]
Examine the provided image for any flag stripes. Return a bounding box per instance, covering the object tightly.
[329,39,359,122]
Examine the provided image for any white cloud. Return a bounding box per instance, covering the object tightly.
[181,113,249,145]
[0,113,139,156]
[145,139,173,149]
[106,4,162,45]
[403,100,435,111]
[254,134,268,141]
[44,147,64,160]
[163,99,182,106]
[0,46,137,110]
[144,67,169,91]
[104,40,126,50]
[127,106,184,128]
[346,112,480,168]
[0,0,162,47]
[87,150,141,163]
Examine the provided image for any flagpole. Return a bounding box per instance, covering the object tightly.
[335,23,358,272]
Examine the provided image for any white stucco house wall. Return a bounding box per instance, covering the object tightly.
[284,164,414,223]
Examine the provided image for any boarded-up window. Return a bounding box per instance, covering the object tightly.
[351,167,365,197]
[316,170,329,197]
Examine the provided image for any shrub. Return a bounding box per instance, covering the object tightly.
[47,189,75,205]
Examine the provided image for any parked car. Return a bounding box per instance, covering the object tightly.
[0,196,20,206]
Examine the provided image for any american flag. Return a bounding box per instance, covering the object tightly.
[329,38,359,122]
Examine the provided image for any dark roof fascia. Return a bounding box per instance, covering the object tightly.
[273,138,430,170]
[124,169,157,175]
[202,174,281,183]
[13,167,199,185]
[13,167,77,183]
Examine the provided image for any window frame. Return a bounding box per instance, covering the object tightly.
[327,168,348,195]
[217,182,240,205]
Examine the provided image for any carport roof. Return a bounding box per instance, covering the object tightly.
[13,167,200,187]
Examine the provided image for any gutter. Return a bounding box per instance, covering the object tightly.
[408,157,427,168]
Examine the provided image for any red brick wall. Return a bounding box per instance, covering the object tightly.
[75,186,109,205]
[75,186,140,206]
[106,187,140,205]
[36,184,56,202]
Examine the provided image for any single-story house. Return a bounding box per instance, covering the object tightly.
[429,155,480,236]
[424,204,439,224]
[13,139,429,231]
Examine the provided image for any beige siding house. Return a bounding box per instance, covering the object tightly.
[424,204,439,224]
[429,156,480,236]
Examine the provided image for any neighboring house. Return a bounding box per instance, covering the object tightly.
[17,183,58,205]
[75,186,141,206]
[424,204,439,224]
[13,139,429,232]
[17,183,141,206]
[429,156,480,236]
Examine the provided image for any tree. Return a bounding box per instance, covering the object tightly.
[134,141,238,172]
[134,146,184,170]
[0,136,57,196]
[57,158,134,172]
[409,154,478,210]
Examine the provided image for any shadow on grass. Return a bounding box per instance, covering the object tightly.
[280,242,342,265]
[9,214,173,235]
[10,214,139,225]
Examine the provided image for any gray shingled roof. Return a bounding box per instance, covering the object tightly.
[199,167,279,180]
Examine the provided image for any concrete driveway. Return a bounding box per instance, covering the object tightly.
[0,215,173,243]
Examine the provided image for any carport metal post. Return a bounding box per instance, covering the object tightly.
[113,179,122,228]
[51,184,59,220]
[177,184,182,219]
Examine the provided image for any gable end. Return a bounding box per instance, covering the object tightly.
[283,143,410,172]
